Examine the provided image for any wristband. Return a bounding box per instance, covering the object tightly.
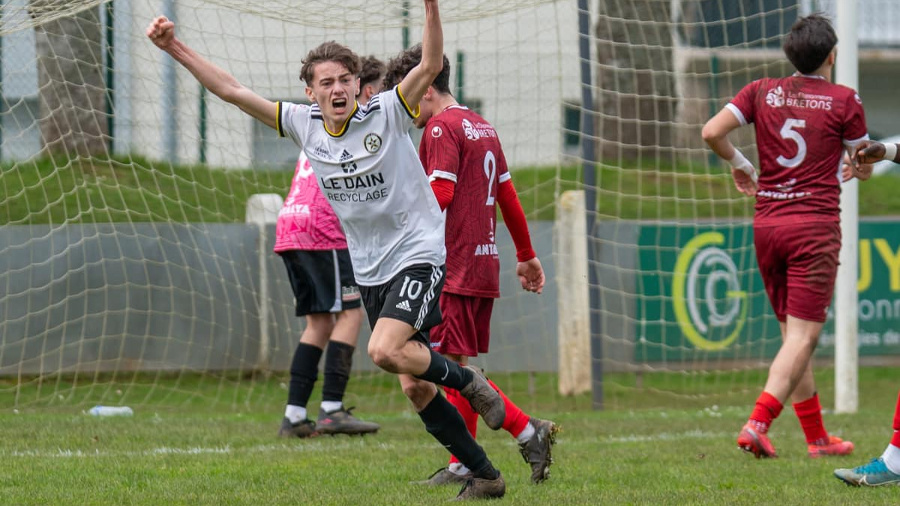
[884,143,898,163]
[728,148,758,183]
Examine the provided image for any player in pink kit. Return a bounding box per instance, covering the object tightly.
[384,45,558,484]
[702,13,872,459]
[275,56,386,439]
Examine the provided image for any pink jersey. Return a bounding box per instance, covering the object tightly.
[273,152,347,252]
[420,106,510,298]
[727,75,868,226]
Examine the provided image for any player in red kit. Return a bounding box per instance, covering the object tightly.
[385,45,558,484]
[833,139,900,486]
[702,13,872,459]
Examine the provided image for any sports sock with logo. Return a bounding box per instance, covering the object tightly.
[793,393,829,444]
[749,391,783,433]
[415,350,474,390]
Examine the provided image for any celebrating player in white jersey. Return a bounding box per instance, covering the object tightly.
[384,45,558,486]
[146,1,507,499]
[274,56,386,440]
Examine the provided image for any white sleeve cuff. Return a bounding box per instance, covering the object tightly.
[428,170,457,183]
[725,103,748,126]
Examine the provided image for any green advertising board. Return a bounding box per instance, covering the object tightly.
[636,221,900,362]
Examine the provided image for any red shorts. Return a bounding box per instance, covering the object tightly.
[429,292,494,357]
[754,221,841,323]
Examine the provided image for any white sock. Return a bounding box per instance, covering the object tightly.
[448,462,470,476]
[285,405,307,424]
[882,443,900,475]
[320,400,343,414]
[516,422,536,444]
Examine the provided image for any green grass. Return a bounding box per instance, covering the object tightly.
[1,367,897,505]
[4,155,900,224]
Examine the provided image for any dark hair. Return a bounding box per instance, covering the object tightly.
[300,41,360,85]
[358,55,387,90]
[783,14,837,74]
[383,44,451,94]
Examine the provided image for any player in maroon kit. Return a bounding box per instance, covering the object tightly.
[384,46,558,484]
[702,14,871,459]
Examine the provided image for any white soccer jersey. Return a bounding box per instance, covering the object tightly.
[277,86,446,286]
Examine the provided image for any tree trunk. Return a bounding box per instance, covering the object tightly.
[31,2,108,157]
[595,0,676,161]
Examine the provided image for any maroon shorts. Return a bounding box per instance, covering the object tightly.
[754,220,841,323]
[429,292,494,357]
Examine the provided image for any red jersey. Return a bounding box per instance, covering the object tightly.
[727,75,868,225]
[419,106,509,298]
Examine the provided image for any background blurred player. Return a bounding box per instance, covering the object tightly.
[385,45,558,485]
[274,56,387,439]
[702,13,870,459]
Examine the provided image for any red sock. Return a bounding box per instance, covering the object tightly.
[444,386,478,466]
[792,393,829,444]
[891,391,900,448]
[486,378,530,438]
[749,391,783,433]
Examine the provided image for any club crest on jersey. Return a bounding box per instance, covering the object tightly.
[462,118,481,140]
[766,86,785,108]
[364,133,382,154]
[431,125,443,138]
[339,149,358,174]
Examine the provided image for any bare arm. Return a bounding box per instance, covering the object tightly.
[146,16,277,130]
[397,0,442,110]
[702,107,758,196]
[854,140,900,164]
[701,108,741,161]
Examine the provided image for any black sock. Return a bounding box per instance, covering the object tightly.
[287,342,323,409]
[322,341,354,404]
[418,394,499,480]
[414,350,473,390]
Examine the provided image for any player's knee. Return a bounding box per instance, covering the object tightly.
[402,381,435,407]
[368,343,402,373]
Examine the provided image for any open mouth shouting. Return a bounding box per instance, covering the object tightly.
[332,97,349,114]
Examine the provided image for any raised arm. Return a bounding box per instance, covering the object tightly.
[146,16,277,130]
[702,108,758,196]
[397,0,442,110]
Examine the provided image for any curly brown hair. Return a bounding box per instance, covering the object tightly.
[383,44,451,93]
[300,41,361,85]
[358,55,387,89]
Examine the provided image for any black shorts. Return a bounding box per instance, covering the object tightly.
[360,264,445,345]
[280,249,361,316]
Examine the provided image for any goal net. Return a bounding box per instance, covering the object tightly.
[0,0,872,415]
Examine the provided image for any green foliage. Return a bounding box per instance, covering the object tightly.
[0,368,897,504]
[3,155,900,225]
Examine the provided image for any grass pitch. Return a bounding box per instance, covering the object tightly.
[1,367,898,505]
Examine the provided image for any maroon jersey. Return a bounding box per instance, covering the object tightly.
[727,75,868,225]
[420,106,509,298]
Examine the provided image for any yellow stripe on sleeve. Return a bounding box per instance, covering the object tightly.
[395,86,420,119]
